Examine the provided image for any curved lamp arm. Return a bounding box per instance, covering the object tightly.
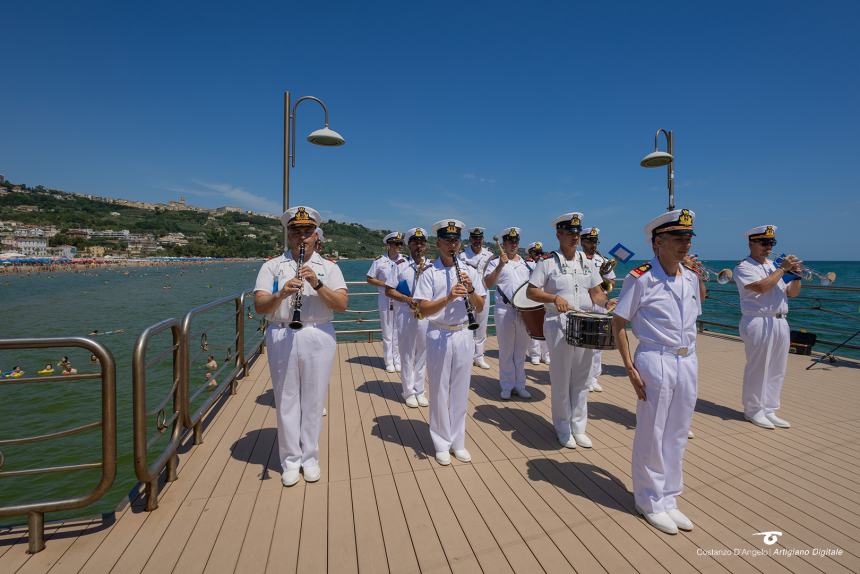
[290,96,331,167]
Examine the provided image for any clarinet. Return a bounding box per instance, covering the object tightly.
[451,250,479,331]
[288,242,306,330]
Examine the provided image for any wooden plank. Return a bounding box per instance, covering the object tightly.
[265,481,305,574]
[327,480,358,574]
[372,473,420,574]
[349,476,389,574]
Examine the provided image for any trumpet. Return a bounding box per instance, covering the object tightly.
[288,242,306,330]
[774,254,836,285]
[595,249,618,276]
[684,256,733,284]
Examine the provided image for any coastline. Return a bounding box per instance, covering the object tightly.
[0,257,263,274]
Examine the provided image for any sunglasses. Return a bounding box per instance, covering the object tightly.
[753,239,777,247]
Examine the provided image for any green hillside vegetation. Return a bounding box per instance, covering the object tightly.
[0,181,423,259]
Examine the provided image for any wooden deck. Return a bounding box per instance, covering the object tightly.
[2,333,859,574]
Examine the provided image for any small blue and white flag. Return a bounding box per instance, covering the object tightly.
[609,243,635,263]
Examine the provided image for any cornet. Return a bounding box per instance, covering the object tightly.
[595,249,618,276]
[685,256,733,284]
[775,254,837,285]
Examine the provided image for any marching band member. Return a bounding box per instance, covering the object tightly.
[527,212,607,449]
[611,208,701,534]
[526,241,550,365]
[415,219,487,465]
[367,232,407,372]
[254,206,348,486]
[459,227,494,369]
[384,227,433,407]
[733,225,801,429]
[484,227,533,400]
[580,227,617,392]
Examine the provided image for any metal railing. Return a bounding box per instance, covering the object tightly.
[0,338,116,554]
[132,289,265,512]
[132,319,182,511]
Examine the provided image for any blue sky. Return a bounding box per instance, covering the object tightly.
[2,0,858,259]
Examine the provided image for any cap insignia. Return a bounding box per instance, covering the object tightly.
[765,226,774,237]
[678,209,693,227]
[570,214,581,226]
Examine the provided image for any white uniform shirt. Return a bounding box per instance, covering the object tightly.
[254,251,347,323]
[484,256,531,308]
[733,257,789,316]
[614,257,702,349]
[385,258,433,311]
[460,245,494,276]
[413,257,488,325]
[528,251,602,317]
[367,254,407,296]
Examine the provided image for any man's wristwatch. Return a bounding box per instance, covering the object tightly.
[313,278,324,290]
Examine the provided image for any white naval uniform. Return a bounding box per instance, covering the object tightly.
[385,258,432,399]
[529,252,601,441]
[733,257,791,420]
[525,259,549,361]
[460,246,494,361]
[582,252,617,385]
[255,251,347,472]
[614,258,702,514]
[414,258,487,453]
[485,256,532,392]
[367,254,407,368]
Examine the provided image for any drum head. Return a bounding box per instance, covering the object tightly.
[511,281,542,311]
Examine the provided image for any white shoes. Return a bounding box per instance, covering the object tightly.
[322,407,327,417]
[746,413,775,429]
[560,436,577,449]
[541,355,551,365]
[687,430,694,439]
[636,506,678,535]
[667,508,694,531]
[766,413,791,428]
[530,356,541,365]
[513,387,532,399]
[588,381,603,392]
[405,395,419,408]
[416,393,429,407]
[452,449,472,462]
[474,358,491,369]
[573,433,592,448]
[302,463,321,483]
[385,364,396,373]
[395,364,401,372]
[282,468,300,487]
[435,451,451,466]
[500,388,512,400]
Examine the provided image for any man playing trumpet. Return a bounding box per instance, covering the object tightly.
[484,227,533,400]
[733,225,801,429]
[526,241,550,365]
[385,227,433,407]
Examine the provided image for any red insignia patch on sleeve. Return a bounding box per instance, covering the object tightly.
[628,263,652,278]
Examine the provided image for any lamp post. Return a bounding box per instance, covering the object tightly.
[640,128,675,211]
[283,91,346,212]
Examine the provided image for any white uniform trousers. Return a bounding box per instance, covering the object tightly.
[473,297,490,360]
[588,350,603,385]
[426,326,473,453]
[545,315,594,440]
[396,308,428,399]
[528,338,548,360]
[495,304,531,392]
[266,323,336,471]
[740,316,789,419]
[632,346,697,514]
[378,293,400,368]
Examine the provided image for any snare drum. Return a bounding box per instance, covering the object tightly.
[511,282,545,340]
[564,311,615,350]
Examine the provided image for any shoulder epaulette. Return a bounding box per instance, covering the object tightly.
[540,252,554,260]
[628,263,652,278]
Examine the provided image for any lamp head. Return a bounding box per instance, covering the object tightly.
[640,150,673,168]
[307,126,345,146]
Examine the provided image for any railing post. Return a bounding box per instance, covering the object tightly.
[237,294,247,380]
[27,511,44,554]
